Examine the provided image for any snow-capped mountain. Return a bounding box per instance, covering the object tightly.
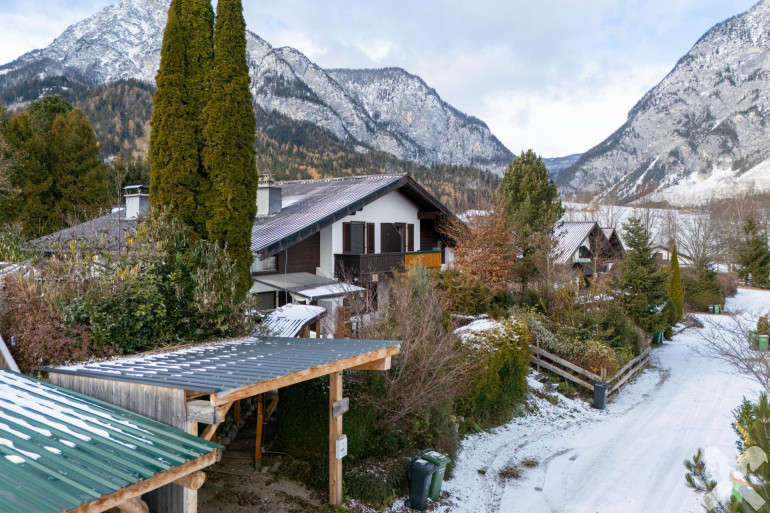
[0,0,512,172]
[556,0,770,205]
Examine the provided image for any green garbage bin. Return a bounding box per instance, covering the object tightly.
[714,305,722,315]
[421,450,451,501]
[759,335,770,352]
[652,332,663,345]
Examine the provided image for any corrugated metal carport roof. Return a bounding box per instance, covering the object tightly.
[0,370,220,513]
[43,336,401,400]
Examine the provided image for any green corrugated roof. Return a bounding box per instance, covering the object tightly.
[0,370,221,513]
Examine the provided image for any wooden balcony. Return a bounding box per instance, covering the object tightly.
[335,251,442,282]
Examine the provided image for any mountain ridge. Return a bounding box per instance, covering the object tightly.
[0,0,513,173]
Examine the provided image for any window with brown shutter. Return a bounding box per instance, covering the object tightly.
[407,224,415,252]
[343,222,352,253]
[366,223,375,253]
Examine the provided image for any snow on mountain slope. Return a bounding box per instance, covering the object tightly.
[557,0,770,205]
[0,0,512,172]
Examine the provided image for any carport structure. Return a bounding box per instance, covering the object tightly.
[43,335,401,511]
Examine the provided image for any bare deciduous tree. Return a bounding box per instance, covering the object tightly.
[678,210,719,271]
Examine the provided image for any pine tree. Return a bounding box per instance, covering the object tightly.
[202,0,257,296]
[149,0,204,235]
[738,217,770,288]
[48,109,109,222]
[497,150,563,289]
[614,216,669,334]
[668,243,684,324]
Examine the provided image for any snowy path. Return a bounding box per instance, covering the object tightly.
[438,288,770,513]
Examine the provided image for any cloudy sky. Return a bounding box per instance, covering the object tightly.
[0,0,760,156]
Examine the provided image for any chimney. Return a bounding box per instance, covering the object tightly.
[257,175,282,217]
[124,185,149,220]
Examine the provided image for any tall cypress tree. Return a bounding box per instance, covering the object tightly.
[203,0,257,296]
[149,0,204,236]
[181,0,215,236]
[667,243,684,324]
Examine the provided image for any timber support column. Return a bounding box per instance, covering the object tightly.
[329,371,343,506]
[185,421,199,513]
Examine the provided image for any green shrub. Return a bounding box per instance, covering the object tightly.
[758,315,770,337]
[457,319,531,432]
[431,267,490,315]
[344,458,410,509]
[683,267,723,313]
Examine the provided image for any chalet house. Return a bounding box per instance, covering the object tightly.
[250,174,455,333]
[554,221,625,280]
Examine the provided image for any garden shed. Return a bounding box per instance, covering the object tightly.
[42,335,401,511]
[0,370,221,513]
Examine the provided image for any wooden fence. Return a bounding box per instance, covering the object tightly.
[0,333,19,372]
[530,345,651,407]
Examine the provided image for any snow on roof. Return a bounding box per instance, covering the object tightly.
[262,304,326,337]
[0,370,220,513]
[553,222,600,264]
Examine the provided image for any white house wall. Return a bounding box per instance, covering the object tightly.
[317,191,420,277]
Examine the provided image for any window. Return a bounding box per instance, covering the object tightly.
[343,222,375,253]
[380,223,414,253]
[251,255,277,273]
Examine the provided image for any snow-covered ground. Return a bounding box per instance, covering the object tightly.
[432,288,770,513]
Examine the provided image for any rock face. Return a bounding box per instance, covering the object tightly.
[0,0,512,171]
[557,0,770,205]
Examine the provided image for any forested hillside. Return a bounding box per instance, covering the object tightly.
[2,78,498,212]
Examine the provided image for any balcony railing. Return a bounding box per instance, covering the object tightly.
[335,251,442,282]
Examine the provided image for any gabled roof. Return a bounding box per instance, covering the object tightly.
[0,370,220,513]
[554,221,603,264]
[29,209,136,254]
[252,174,453,258]
[252,272,364,300]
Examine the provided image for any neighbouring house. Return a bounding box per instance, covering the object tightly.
[251,174,456,334]
[554,221,625,281]
[30,185,148,255]
[0,369,221,513]
[652,244,693,267]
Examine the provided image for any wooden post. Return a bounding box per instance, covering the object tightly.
[255,394,263,465]
[185,421,199,513]
[234,400,241,423]
[316,319,321,338]
[329,371,343,506]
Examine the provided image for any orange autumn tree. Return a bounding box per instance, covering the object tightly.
[443,206,515,292]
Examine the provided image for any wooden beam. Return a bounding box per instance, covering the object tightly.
[255,395,264,465]
[329,371,343,506]
[212,346,400,405]
[265,393,279,422]
[233,400,241,423]
[66,450,219,513]
[187,400,232,424]
[200,423,219,442]
[173,471,206,491]
[116,498,148,513]
[351,356,391,371]
[316,319,321,338]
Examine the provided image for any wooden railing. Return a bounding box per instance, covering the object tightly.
[530,345,651,408]
[335,251,442,282]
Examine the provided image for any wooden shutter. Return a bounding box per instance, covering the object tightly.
[366,223,375,253]
[407,224,415,252]
[343,222,352,253]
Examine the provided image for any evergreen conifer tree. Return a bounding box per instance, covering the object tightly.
[738,217,770,288]
[668,243,684,324]
[497,150,563,289]
[149,0,204,235]
[49,109,109,222]
[202,0,257,296]
[614,216,669,335]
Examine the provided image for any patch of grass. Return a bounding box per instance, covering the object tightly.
[521,459,538,468]
[499,465,521,480]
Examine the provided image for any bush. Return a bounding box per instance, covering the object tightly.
[758,315,769,336]
[431,267,490,316]
[717,272,738,299]
[457,319,531,432]
[345,458,410,509]
[683,267,723,312]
